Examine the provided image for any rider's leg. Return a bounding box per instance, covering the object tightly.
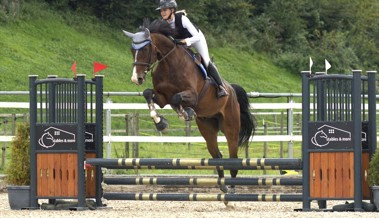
[206,62,228,98]
[192,31,228,98]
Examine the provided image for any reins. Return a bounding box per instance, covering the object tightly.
[132,33,212,107]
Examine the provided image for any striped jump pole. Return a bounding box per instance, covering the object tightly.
[103,192,303,202]
[104,176,302,186]
[86,158,302,170]
[103,165,300,170]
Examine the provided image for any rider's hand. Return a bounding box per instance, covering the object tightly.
[175,39,186,45]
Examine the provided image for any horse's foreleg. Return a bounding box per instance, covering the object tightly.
[171,91,197,121]
[143,89,168,131]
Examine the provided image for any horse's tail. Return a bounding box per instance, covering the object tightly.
[231,84,256,147]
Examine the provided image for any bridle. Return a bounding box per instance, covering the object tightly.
[133,38,176,75]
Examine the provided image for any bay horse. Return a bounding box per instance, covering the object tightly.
[123,20,255,193]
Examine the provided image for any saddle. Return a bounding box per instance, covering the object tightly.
[179,45,208,78]
[172,45,219,104]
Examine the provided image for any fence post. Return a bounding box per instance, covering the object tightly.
[352,70,363,211]
[105,97,112,159]
[287,96,294,158]
[280,111,284,158]
[76,74,86,209]
[263,120,267,175]
[125,114,130,158]
[132,112,139,158]
[11,113,16,135]
[1,118,7,170]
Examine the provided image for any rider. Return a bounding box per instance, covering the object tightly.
[156,0,228,98]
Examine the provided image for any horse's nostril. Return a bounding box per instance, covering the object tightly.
[138,78,144,85]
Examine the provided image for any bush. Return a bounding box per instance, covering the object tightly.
[0,0,22,23]
[369,151,379,186]
[5,123,30,186]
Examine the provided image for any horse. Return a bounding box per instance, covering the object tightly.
[122,20,256,194]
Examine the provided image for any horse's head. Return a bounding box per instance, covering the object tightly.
[123,28,154,85]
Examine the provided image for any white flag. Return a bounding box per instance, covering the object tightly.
[309,57,313,73]
[325,59,331,72]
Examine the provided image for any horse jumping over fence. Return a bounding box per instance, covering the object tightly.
[122,20,256,193]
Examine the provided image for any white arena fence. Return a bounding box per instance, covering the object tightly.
[1,91,378,160]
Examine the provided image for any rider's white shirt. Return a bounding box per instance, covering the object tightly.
[169,15,202,46]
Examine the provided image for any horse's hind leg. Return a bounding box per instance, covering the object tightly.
[223,116,240,194]
[210,145,228,193]
[195,118,228,193]
[227,151,238,194]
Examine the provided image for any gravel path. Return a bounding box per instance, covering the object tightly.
[0,192,378,218]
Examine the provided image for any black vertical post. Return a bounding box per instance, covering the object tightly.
[352,70,363,211]
[367,71,377,156]
[29,75,38,209]
[315,72,325,121]
[301,71,311,211]
[47,75,57,123]
[95,75,104,207]
[77,75,86,209]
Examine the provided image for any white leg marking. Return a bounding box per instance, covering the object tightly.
[150,110,161,123]
[149,103,161,123]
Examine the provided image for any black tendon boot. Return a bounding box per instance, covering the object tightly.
[207,62,228,98]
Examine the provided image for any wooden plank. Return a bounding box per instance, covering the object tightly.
[320,152,329,198]
[86,153,96,197]
[67,153,77,197]
[36,154,41,196]
[310,153,321,198]
[309,153,314,197]
[362,152,370,199]
[36,154,44,197]
[53,153,62,197]
[328,152,336,198]
[341,152,353,198]
[39,154,49,197]
[47,154,55,196]
[60,153,68,197]
[348,152,354,197]
[335,152,343,197]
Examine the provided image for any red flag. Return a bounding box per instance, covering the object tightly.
[71,60,77,76]
[94,62,108,75]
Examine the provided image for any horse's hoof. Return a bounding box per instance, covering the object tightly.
[220,185,228,193]
[184,107,197,121]
[155,116,168,131]
[228,187,236,194]
[223,201,229,206]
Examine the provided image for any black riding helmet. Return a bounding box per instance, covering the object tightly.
[156,0,177,10]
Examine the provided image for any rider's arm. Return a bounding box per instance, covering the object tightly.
[181,16,201,46]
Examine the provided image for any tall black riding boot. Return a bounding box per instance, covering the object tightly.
[207,62,228,98]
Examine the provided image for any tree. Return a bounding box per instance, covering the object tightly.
[41,0,379,73]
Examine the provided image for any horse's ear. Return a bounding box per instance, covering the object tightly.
[122,30,135,38]
[144,28,151,38]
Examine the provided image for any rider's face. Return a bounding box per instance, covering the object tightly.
[160,8,173,20]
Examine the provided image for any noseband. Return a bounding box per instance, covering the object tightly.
[133,38,176,74]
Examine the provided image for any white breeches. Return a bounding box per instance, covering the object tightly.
[191,30,211,67]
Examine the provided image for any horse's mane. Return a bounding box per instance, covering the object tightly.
[140,19,175,37]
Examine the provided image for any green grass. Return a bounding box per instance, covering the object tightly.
[0,1,303,175]
[0,1,302,98]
